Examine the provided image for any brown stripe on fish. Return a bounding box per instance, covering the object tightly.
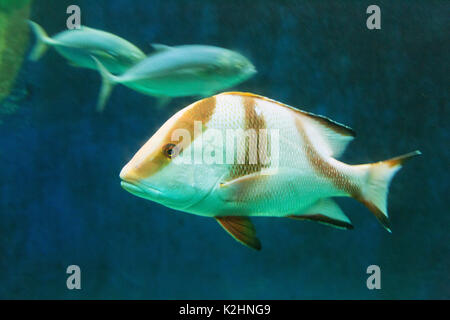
[223,96,270,202]
[130,96,217,178]
[295,117,359,196]
[227,96,268,179]
[242,95,268,172]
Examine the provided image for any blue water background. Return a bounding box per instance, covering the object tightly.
[0,0,448,299]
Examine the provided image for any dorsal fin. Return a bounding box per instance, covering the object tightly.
[151,43,173,52]
[294,110,355,158]
[218,92,355,158]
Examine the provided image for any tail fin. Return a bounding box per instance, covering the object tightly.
[27,20,52,61]
[356,150,421,232]
[91,56,118,112]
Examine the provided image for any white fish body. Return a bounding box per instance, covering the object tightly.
[120,92,420,250]
[92,45,256,111]
[28,21,145,74]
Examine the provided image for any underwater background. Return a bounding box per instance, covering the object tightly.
[0,0,448,299]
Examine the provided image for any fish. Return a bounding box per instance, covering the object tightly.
[119,92,421,250]
[91,44,256,112]
[27,20,146,74]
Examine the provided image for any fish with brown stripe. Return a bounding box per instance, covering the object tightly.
[120,92,421,250]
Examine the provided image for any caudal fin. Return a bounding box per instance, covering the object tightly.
[91,56,118,112]
[356,150,421,232]
[27,20,51,61]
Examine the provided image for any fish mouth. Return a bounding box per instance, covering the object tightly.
[120,180,162,200]
[120,180,193,209]
[248,65,257,74]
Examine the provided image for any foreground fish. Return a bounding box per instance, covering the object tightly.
[92,44,256,111]
[120,92,420,250]
[27,20,145,74]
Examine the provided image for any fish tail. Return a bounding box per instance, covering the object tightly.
[91,56,118,112]
[355,150,421,232]
[27,20,51,61]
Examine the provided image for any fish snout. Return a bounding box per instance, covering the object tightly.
[119,163,141,183]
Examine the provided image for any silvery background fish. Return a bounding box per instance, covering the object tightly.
[92,44,256,111]
[119,92,420,250]
[27,20,146,74]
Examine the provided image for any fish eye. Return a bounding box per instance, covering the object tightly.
[162,143,178,159]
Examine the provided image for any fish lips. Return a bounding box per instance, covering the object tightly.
[247,65,257,75]
[120,178,200,210]
[120,180,163,201]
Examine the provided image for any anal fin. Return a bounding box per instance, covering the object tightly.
[288,198,353,230]
[215,216,261,250]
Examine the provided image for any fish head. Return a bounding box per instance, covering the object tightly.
[214,50,256,83]
[120,98,219,210]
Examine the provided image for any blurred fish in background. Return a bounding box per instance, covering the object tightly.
[92,44,257,112]
[0,0,32,116]
[27,20,146,74]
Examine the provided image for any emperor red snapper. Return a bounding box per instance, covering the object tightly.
[120,92,420,250]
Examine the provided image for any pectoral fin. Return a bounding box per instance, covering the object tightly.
[288,198,353,230]
[91,50,116,60]
[155,96,172,109]
[219,169,278,189]
[218,168,294,202]
[215,216,261,250]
